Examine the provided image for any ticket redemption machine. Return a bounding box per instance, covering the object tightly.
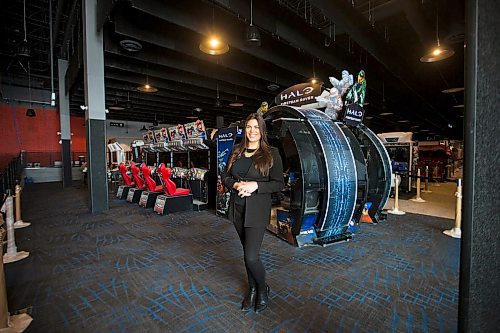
[264,106,392,247]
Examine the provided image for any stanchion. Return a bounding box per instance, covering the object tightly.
[13,185,30,229]
[410,168,426,203]
[2,195,29,264]
[443,179,462,238]
[0,196,32,332]
[388,174,406,215]
[421,165,433,193]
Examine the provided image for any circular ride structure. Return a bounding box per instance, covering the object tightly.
[265,105,391,247]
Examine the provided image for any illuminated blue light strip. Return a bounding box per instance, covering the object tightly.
[295,108,356,236]
[359,124,392,214]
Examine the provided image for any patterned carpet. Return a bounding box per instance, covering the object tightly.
[4,182,460,332]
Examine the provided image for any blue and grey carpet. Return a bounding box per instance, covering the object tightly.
[5,182,459,332]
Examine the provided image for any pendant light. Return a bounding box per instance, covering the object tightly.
[25,61,36,117]
[214,82,222,108]
[420,9,454,62]
[199,6,229,55]
[18,0,30,58]
[309,58,321,84]
[245,0,261,46]
[137,75,158,93]
[379,81,392,116]
[229,95,243,107]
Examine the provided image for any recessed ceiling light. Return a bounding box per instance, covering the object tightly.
[119,39,142,52]
[229,102,244,107]
[194,107,202,112]
[397,120,410,123]
[365,116,373,119]
[379,112,393,116]
[442,87,464,93]
[420,129,430,132]
[186,116,198,119]
[410,125,419,128]
[453,104,465,108]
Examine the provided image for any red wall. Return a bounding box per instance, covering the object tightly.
[0,104,86,168]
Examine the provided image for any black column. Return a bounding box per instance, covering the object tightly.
[86,119,108,211]
[459,0,500,331]
[61,139,72,186]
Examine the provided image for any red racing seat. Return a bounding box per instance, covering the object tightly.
[130,163,146,189]
[141,163,163,192]
[158,163,190,196]
[119,163,135,186]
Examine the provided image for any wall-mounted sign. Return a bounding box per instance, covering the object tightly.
[110,122,125,127]
[275,83,322,107]
[343,103,365,127]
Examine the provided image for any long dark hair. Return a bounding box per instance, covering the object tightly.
[227,113,273,176]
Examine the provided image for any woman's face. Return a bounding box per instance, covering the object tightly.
[245,118,261,144]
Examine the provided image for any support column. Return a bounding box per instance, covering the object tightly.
[459,0,500,331]
[216,115,224,128]
[82,0,108,212]
[57,59,72,187]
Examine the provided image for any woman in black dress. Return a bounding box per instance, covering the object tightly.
[221,113,284,313]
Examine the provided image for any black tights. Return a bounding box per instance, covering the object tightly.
[233,203,267,290]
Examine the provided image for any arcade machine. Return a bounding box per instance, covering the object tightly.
[348,124,392,223]
[377,132,414,192]
[126,163,147,203]
[153,163,193,215]
[261,70,391,246]
[131,140,145,162]
[138,163,164,208]
[116,162,134,199]
[183,120,210,210]
[265,106,359,246]
[216,126,243,216]
[107,142,126,165]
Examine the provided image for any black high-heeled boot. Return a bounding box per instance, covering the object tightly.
[241,286,257,312]
[254,285,269,313]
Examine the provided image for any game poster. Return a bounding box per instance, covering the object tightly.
[216,127,239,216]
[168,124,187,141]
[185,119,207,139]
[154,129,164,143]
[159,127,169,142]
[147,130,156,144]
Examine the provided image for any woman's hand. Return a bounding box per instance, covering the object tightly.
[237,181,258,197]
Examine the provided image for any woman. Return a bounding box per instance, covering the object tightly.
[221,113,284,313]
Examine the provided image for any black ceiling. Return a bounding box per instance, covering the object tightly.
[1,0,465,138]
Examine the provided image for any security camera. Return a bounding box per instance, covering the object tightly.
[80,105,88,111]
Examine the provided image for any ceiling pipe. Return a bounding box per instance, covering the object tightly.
[112,14,299,87]
[60,0,79,59]
[361,0,435,46]
[52,0,66,46]
[104,36,275,94]
[127,0,335,77]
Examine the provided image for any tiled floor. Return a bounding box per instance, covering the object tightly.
[385,181,458,220]
[5,182,459,332]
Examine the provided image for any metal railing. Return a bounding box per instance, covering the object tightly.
[23,151,86,167]
[0,152,25,196]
